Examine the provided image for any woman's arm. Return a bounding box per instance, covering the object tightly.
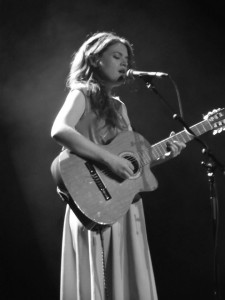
[51,90,134,179]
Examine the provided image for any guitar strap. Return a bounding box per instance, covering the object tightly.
[99,228,109,299]
[56,186,69,203]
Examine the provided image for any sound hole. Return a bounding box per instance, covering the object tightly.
[123,155,139,174]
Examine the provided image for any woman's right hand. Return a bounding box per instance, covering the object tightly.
[105,153,134,180]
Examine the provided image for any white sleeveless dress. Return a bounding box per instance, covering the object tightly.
[60,92,158,300]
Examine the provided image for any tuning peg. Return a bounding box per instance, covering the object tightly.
[204,108,224,121]
[213,126,225,135]
[204,111,212,119]
[204,112,210,119]
[204,108,219,119]
[204,113,210,120]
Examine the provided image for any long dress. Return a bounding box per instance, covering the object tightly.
[59,92,158,300]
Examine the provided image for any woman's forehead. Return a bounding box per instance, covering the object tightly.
[105,42,128,55]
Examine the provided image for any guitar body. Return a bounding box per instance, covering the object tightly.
[51,131,158,229]
[51,107,225,229]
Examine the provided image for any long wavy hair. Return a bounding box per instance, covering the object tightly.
[66,32,134,127]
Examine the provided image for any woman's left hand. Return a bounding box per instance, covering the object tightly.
[165,132,186,158]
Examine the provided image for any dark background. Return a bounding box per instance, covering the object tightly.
[1,0,225,299]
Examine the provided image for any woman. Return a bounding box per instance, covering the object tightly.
[51,31,185,300]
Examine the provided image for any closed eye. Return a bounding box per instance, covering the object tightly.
[113,52,128,63]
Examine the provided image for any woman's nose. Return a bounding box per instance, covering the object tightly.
[121,60,128,67]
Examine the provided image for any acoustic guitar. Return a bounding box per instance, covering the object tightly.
[51,108,225,230]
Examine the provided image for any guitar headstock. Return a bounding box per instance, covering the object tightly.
[204,108,225,135]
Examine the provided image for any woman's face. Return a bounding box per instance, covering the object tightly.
[97,42,129,88]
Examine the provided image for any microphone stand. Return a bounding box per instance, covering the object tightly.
[142,77,225,300]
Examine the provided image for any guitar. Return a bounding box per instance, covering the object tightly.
[51,108,225,230]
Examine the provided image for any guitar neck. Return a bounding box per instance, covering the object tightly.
[151,118,212,160]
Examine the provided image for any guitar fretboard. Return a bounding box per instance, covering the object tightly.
[151,119,212,160]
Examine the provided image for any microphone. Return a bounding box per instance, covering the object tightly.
[126,69,168,79]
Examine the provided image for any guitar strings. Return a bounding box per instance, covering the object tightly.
[97,118,213,177]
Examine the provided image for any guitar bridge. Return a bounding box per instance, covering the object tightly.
[85,162,112,201]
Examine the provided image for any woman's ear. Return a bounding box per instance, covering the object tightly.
[89,55,100,67]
